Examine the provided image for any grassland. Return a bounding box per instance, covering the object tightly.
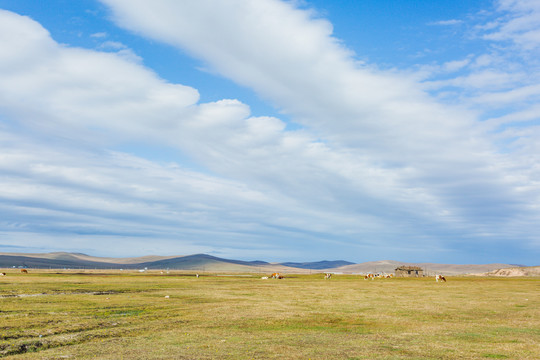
[0,270,538,359]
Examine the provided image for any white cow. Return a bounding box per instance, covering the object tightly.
[435,274,446,282]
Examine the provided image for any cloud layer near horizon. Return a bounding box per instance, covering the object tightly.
[0,1,539,263]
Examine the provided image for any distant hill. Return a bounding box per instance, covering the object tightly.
[0,252,526,275]
[0,252,180,265]
[478,265,540,277]
[335,260,515,275]
[0,254,120,269]
[279,260,354,269]
[0,252,300,273]
[0,252,350,272]
[137,254,272,271]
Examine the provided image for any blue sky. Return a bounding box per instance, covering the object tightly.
[1,0,539,265]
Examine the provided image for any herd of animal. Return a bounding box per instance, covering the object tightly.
[259,272,448,282]
[0,269,27,275]
[363,273,393,280]
[0,269,448,282]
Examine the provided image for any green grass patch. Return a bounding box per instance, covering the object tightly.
[0,271,538,359]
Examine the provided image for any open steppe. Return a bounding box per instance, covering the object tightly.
[0,252,518,275]
[1,270,538,359]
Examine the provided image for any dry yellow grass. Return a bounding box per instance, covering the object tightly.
[0,270,538,359]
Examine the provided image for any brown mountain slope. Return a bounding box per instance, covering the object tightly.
[0,252,526,275]
[479,265,540,277]
[0,252,179,264]
[0,252,307,273]
[333,260,514,275]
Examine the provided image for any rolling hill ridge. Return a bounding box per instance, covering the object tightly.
[0,252,528,275]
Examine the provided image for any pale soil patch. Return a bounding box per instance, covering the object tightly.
[476,265,540,277]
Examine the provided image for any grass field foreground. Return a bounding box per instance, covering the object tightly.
[0,270,538,359]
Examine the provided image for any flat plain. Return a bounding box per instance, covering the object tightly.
[0,270,538,359]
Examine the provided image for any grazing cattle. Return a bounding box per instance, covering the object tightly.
[364,273,375,280]
[435,274,446,282]
[20,269,28,274]
[0,272,6,276]
[324,273,332,280]
[271,273,282,279]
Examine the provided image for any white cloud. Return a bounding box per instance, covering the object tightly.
[97,40,142,63]
[97,0,540,257]
[442,58,472,72]
[98,40,127,50]
[0,9,416,260]
[90,32,108,38]
[484,0,540,51]
[1,2,540,263]
[429,19,464,26]
[418,0,540,136]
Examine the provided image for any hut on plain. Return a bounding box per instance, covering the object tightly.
[395,266,424,278]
